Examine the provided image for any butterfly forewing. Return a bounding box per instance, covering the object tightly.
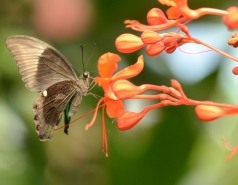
[6,35,90,141]
[6,35,79,91]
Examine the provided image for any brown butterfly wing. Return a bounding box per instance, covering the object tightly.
[6,35,79,91]
[33,80,79,141]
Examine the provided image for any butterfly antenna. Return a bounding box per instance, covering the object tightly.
[79,44,86,72]
[85,43,96,68]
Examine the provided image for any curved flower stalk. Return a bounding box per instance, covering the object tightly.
[124,0,237,32]
[85,52,238,157]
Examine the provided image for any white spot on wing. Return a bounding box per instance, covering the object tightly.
[43,90,47,97]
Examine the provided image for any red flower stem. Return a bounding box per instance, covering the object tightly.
[195,8,228,17]
[125,18,187,32]
[185,99,238,109]
[131,94,179,102]
[124,94,238,110]
[177,25,238,63]
[129,94,238,109]
[138,84,182,99]
[140,102,165,115]
[139,100,182,116]
[192,38,238,63]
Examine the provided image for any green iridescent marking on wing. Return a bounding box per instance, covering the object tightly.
[64,101,71,135]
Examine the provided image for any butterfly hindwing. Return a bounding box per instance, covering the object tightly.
[33,80,80,141]
[6,35,79,91]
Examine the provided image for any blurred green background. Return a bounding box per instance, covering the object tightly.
[1,0,238,185]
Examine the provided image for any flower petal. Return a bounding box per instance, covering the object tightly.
[97,52,121,78]
[158,0,177,7]
[112,55,144,81]
[166,7,181,19]
[106,100,124,118]
[112,79,145,99]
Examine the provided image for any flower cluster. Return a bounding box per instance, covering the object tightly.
[84,53,238,157]
[115,28,195,56]
[82,0,238,158]
[123,0,238,32]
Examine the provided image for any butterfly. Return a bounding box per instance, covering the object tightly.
[6,35,91,141]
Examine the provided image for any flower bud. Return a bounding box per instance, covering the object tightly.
[223,7,238,30]
[146,43,165,56]
[115,34,145,53]
[232,66,238,75]
[195,105,225,121]
[147,8,168,25]
[117,111,145,130]
[141,30,163,44]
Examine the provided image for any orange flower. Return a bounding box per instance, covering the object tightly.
[85,53,144,156]
[86,53,238,157]
[86,53,188,155]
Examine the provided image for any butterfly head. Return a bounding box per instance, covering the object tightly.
[80,71,91,90]
[83,71,89,79]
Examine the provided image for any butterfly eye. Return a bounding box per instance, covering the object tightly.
[83,72,89,78]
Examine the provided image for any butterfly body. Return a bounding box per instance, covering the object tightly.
[6,35,90,141]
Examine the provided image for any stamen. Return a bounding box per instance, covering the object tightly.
[85,98,104,130]
[101,105,108,157]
